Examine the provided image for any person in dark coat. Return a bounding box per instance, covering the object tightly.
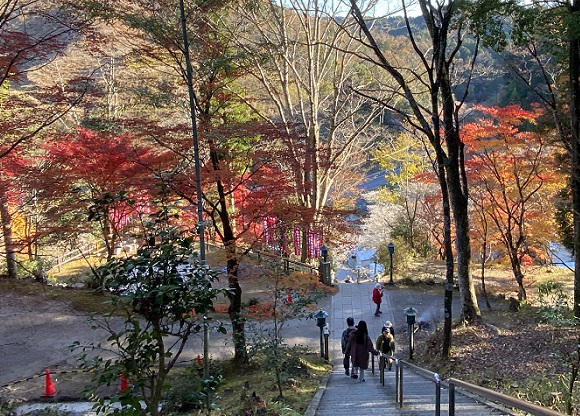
[341,317,356,376]
[346,320,379,382]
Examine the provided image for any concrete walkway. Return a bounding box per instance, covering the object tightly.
[306,281,512,416]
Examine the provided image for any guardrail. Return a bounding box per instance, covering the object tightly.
[206,242,318,275]
[385,358,565,416]
[51,242,107,272]
[248,249,318,275]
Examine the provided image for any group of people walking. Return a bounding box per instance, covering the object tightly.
[340,282,396,382]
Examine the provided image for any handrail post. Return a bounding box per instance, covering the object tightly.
[449,381,456,416]
[434,373,441,416]
[381,355,385,386]
[399,361,404,408]
[395,359,399,403]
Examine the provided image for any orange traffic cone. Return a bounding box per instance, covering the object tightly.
[119,372,129,392]
[287,291,293,304]
[42,369,56,397]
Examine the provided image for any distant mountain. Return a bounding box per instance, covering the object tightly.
[372,15,542,109]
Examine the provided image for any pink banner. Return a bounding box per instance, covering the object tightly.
[307,228,323,259]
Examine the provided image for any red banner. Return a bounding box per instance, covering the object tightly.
[264,216,277,247]
[293,227,301,256]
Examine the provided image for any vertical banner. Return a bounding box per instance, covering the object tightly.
[307,229,313,259]
[307,228,323,259]
[293,226,301,256]
[264,216,277,248]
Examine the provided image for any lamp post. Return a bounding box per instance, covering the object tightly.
[404,307,419,360]
[319,246,331,285]
[387,242,395,285]
[178,0,209,386]
[321,245,329,262]
[323,324,330,360]
[404,306,419,360]
[314,309,329,358]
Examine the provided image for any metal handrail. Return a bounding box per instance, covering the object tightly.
[447,378,564,416]
[389,359,565,415]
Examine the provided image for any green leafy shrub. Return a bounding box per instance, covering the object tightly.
[537,281,575,326]
[17,259,46,281]
[164,365,223,413]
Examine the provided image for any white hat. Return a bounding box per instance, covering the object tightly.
[384,321,392,327]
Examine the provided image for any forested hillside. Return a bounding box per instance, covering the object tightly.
[374,15,540,109]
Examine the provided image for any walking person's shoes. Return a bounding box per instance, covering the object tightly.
[345,369,349,376]
[351,374,358,379]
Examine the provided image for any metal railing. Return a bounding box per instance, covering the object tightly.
[447,378,564,416]
[384,358,566,416]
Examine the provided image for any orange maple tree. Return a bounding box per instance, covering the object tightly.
[464,105,564,301]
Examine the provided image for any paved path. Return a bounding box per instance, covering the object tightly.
[5,276,513,416]
[307,281,512,416]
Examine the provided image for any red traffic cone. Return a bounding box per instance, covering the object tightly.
[287,291,293,304]
[42,369,56,397]
[120,372,129,392]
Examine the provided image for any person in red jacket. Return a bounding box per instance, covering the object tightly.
[372,283,383,317]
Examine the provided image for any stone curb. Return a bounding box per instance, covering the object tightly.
[303,364,333,416]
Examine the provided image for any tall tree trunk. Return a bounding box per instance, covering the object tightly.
[509,248,527,301]
[570,0,580,321]
[435,149,455,357]
[226,247,247,364]
[440,52,481,324]
[481,241,492,310]
[211,144,247,363]
[0,180,17,278]
[220,194,247,364]
[348,0,481,356]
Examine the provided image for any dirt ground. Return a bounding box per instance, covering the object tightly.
[0,292,121,403]
[0,263,333,406]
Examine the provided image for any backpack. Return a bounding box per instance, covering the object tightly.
[341,328,355,353]
[381,335,393,354]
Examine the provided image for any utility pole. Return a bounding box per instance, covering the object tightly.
[178,2,210,412]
